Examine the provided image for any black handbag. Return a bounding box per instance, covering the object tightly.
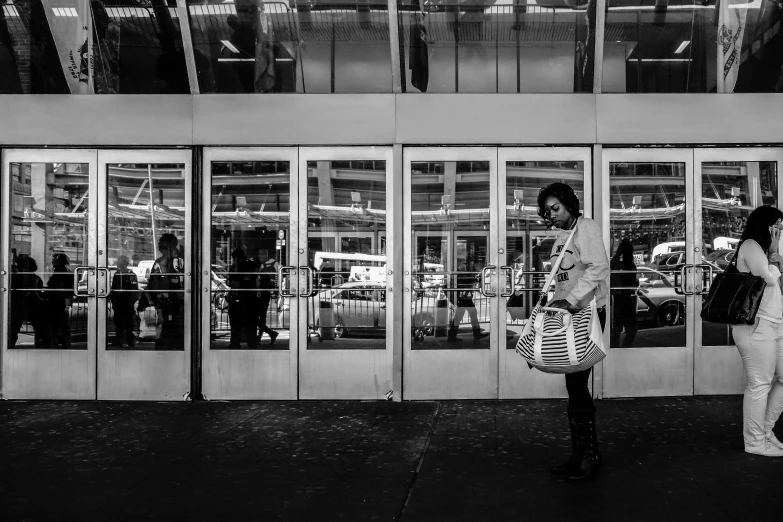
[700,240,767,325]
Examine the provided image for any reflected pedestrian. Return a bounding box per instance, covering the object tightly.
[447,264,488,342]
[9,257,45,348]
[610,239,639,348]
[257,255,279,345]
[47,253,74,350]
[110,255,139,348]
[143,233,185,350]
[227,248,258,348]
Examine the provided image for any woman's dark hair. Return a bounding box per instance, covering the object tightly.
[537,182,582,219]
[741,205,783,252]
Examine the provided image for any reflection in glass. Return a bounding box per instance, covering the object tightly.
[603,0,783,93]
[8,162,88,349]
[105,163,186,351]
[306,160,387,348]
[1,0,190,94]
[410,161,490,349]
[609,162,687,348]
[397,0,597,93]
[188,0,393,93]
[504,161,585,347]
[702,161,777,346]
[210,160,290,350]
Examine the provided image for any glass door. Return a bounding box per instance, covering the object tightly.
[602,149,695,397]
[498,148,593,398]
[694,148,783,395]
[201,148,298,400]
[403,148,498,399]
[96,151,192,400]
[298,148,394,399]
[1,149,97,399]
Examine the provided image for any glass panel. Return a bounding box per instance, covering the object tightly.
[609,162,687,348]
[1,0,70,93]
[307,159,387,348]
[603,0,783,93]
[397,0,597,93]
[1,0,190,94]
[702,160,778,346]
[187,0,393,93]
[209,160,290,350]
[8,162,88,349]
[504,161,585,348]
[105,163,186,350]
[410,160,490,349]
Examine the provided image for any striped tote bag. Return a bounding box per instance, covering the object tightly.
[515,299,606,374]
[514,222,606,374]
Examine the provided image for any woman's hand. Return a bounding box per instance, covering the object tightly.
[770,252,783,265]
[771,226,781,253]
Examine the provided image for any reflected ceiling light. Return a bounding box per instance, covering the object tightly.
[609,0,761,10]
[218,58,254,62]
[2,6,19,16]
[674,40,691,54]
[636,59,693,62]
[53,7,78,17]
[220,40,240,54]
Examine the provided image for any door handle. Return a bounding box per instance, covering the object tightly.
[299,266,315,297]
[96,268,110,297]
[696,264,713,295]
[480,265,497,297]
[278,266,296,297]
[74,266,96,296]
[500,266,515,297]
[674,264,694,295]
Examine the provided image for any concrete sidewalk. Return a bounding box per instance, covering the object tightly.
[2,397,781,521]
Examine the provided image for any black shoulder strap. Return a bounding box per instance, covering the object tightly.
[731,240,745,270]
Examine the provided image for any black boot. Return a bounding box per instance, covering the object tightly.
[568,406,603,481]
[551,405,580,475]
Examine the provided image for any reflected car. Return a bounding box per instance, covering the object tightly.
[635,267,686,327]
[278,281,454,338]
[703,249,736,271]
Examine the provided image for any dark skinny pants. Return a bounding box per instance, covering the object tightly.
[564,307,606,410]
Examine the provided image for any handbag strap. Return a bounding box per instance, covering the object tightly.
[539,221,578,300]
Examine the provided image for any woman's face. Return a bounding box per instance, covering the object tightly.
[542,196,573,229]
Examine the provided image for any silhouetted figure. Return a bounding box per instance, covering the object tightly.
[257,256,279,345]
[144,234,185,350]
[110,255,139,348]
[228,249,258,348]
[610,239,639,348]
[46,253,74,350]
[9,257,45,347]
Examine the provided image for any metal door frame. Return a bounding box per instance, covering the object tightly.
[201,147,299,400]
[694,147,783,395]
[498,147,593,398]
[97,149,192,400]
[600,148,695,397]
[403,147,499,399]
[298,147,395,399]
[0,149,98,399]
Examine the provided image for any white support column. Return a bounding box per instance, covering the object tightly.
[176,0,201,94]
[391,144,403,400]
[388,0,402,94]
[592,143,605,399]
[593,0,607,93]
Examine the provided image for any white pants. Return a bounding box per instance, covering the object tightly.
[732,318,783,446]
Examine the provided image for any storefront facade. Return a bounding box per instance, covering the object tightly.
[2,0,783,400]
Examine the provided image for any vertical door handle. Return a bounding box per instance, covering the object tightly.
[674,264,694,295]
[96,268,111,297]
[480,265,497,297]
[696,264,714,295]
[299,266,315,297]
[74,266,96,296]
[500,266,515,297]
[278,266,297,297]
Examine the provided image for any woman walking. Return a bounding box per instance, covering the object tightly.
[537,182,610,481]
[731,206,783,457]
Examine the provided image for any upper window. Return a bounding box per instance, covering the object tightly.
[397,0,598,93]
[1,0,190,94]
[603,0,783,93]
[187,0,394,93]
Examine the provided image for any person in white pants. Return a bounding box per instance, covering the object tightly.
[732,205,783,457]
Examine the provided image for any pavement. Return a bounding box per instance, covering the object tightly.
[2,397,782,521]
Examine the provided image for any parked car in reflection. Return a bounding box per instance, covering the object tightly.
[277,281,454,338]
[703,249,736,271]
[635,267,686,327]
